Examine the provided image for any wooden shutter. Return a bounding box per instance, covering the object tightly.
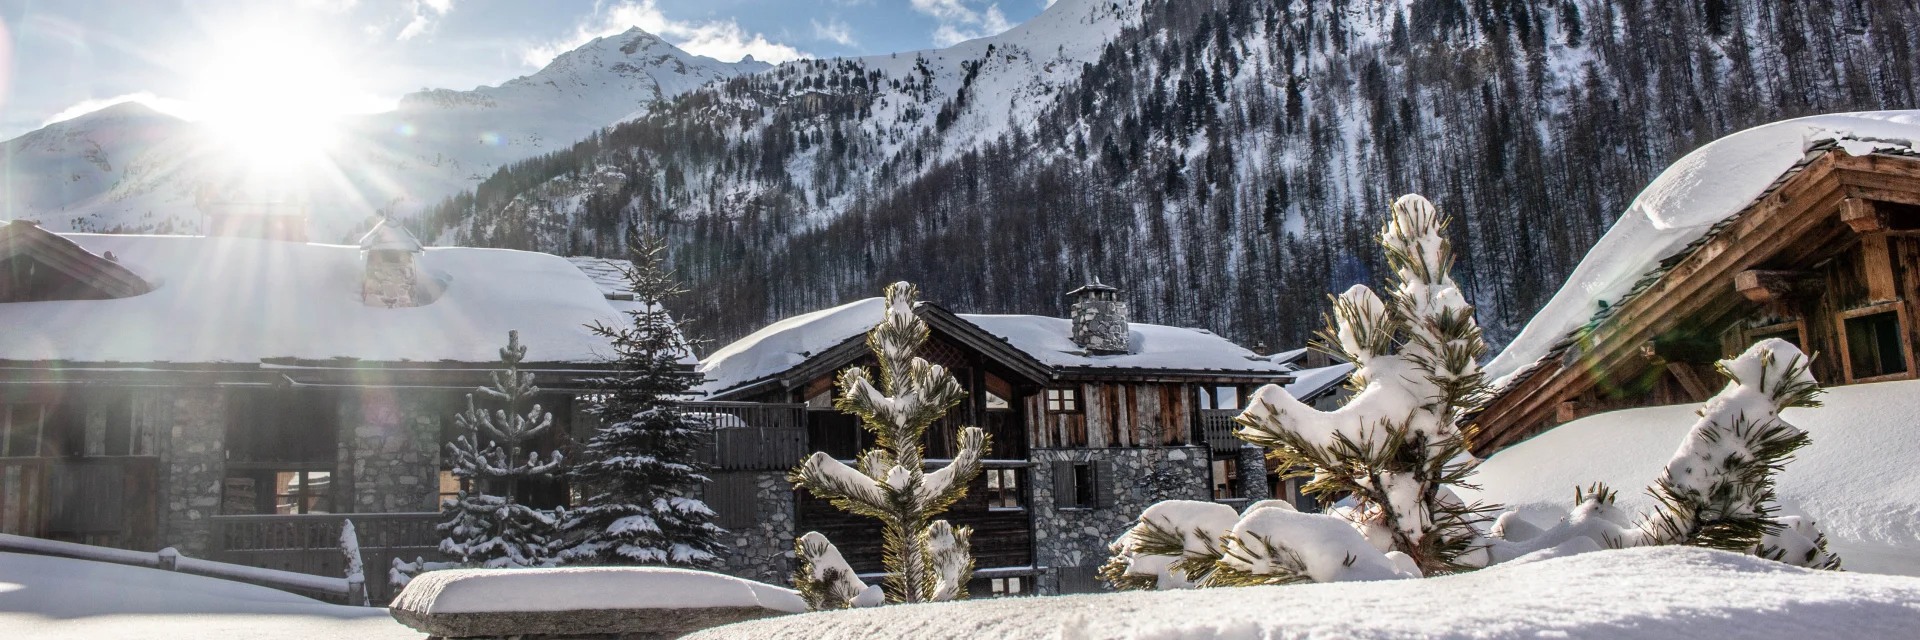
[1093,460,1115,509]
[1051,461,1075,508]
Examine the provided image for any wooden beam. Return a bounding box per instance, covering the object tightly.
[1843,197,1887,233]
[1666,362,1714,401]
[1863,233,1898,302]
[1733,269,1824,304]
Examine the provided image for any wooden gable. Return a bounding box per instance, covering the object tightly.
[1472,149,1920,455]
[0,221,152,303]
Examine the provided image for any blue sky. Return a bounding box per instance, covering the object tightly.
[0,0,1052,139]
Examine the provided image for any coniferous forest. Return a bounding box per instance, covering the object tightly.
[416,0,1920,352]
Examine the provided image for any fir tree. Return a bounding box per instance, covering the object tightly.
[438,330,567,568]
[560,234,725,567]
[789,281,987,606]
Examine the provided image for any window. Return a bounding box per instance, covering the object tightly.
[1841,307,1911,382]
[438,469,465,508]
[1045,388,1080,413]
[273,471,333,514]
[989,576,1025,597]
[1052,460,1111,509]
[985,468,1021,509]
[0,401,134,458]
[985,391,1010,410]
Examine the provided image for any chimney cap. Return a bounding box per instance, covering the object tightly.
[1066,278,1119,297]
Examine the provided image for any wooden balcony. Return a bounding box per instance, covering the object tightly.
[685,402,808,471]
[1198,409,1245,454]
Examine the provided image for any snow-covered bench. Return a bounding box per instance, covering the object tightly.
[387,566,806,638]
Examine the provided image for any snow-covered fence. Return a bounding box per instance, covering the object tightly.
[209,511,441,605]
[0,532,364,605]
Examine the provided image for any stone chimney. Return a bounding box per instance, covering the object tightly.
[1067,279,1130,354]
[358,219,425,308]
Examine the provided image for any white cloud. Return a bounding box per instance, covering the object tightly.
[40,93,202,126]
[812,18,857,47]
[911,0,1015,47]
[523,1,807,67]
[397,0,454,41]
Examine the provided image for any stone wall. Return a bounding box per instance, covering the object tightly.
[149,387,225,556]
[1029,446,1209,594]
[1236,445,1271,501]
[709,471,796,585]
[343,389,445,514]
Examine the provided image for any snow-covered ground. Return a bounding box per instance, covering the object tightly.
[688,547,1920,639]
[1461,378,1920,577]
[0,552,418,640]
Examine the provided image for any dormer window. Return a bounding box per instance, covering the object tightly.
[0,220,152,303]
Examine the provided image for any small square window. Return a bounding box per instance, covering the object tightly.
[1844,309,1909,380]
[986,468,1021,509]
[989,577,1024,596]
[1045,388,1080,413]
[1072,463,1094,507]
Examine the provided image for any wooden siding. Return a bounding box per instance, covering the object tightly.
[0,456,158,550]
[1028,382,1194,448]
[794,464,1033,573]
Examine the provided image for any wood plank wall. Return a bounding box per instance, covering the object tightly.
[1028,382,1192,449]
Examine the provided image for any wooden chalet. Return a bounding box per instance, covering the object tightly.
[0,218,650,603]
[694,285,1312,595]
[1472,140,1920,455]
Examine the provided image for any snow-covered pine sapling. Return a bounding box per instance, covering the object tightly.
[438,330,567,569]
[790,281,989,605]
[1102,500,1417,589]
[795,532,884,610]
[560,233,724,567]
[1235,194,1495,575]
[1639,339,1831,562]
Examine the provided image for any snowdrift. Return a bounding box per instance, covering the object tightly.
[688,547,1920,640]
[0,552,414,640]
[1461,378,1920,576]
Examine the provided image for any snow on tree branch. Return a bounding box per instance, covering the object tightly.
[790,281,988,605]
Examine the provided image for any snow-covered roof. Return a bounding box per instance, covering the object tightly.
[0,233,633,364]
[564,257,638,300]
[960,314,1288,374]
[1460,378,1920,578]
[1485,111,1920,387]
[1282,363,1355,401]
[697,297,1291,396]
[688,546,1920,639]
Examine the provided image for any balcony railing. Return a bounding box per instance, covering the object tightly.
[209,511,441,606]
[1199,410,1245,454]
[685,402,808,471]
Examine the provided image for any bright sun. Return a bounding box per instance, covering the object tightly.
[189,31,362,173]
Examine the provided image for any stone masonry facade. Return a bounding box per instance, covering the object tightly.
[1236,445,1271,502]
[151,387,226,557]
[1029,446,1209,595]
[709,470,797,585]
[343,389,445,514]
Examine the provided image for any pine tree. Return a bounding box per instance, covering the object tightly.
[1234,193,1495,575]
[560,234,725,567]
[438,330,567,568]
[1639,339,1827,555]
[789,281,987,606]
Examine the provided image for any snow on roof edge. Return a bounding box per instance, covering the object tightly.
[1484,110,1920,391]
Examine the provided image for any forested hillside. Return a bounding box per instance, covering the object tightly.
[418,0,1920,353]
